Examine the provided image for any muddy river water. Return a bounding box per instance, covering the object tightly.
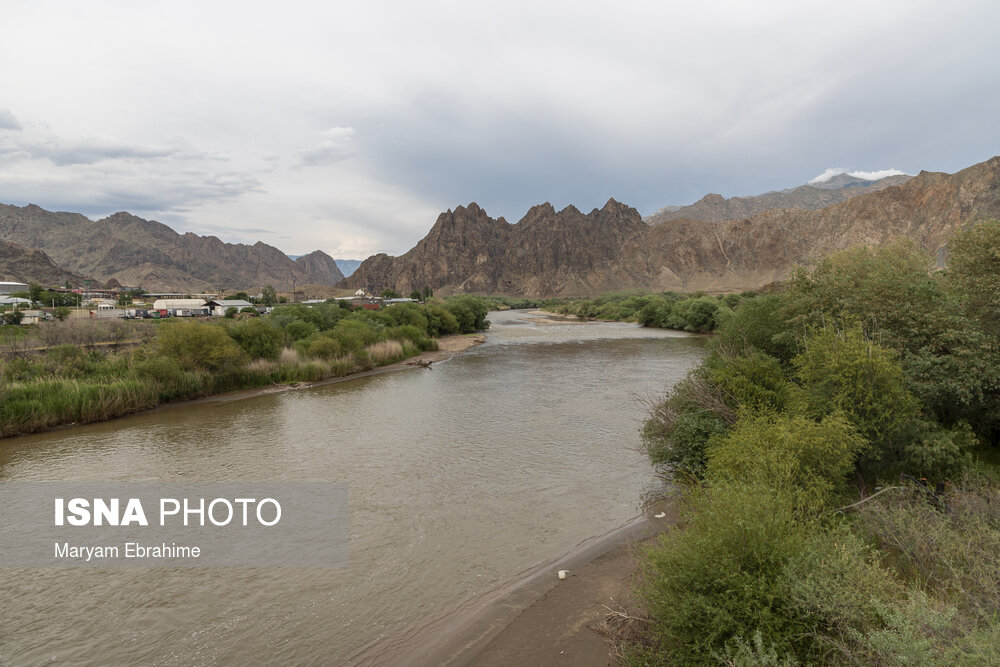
[0,310,705,664]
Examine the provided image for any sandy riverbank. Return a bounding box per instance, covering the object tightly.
[349,497,679,666]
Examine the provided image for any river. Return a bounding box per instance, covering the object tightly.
[0,310,706,665]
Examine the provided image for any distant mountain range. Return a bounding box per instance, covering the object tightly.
[645,173,912,225]
[0,205,343,291]
[341,157,1000,296]
[333,259,363,278]
[3,159,996,297]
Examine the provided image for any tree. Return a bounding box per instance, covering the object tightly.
[423,285,433,299]
[117,292,133,307]
[261,285,278,307]
[28,282,43,306]
[224,307,238,318]
[2,308,23,325]
[381,289,402,299]
[53,307,71,321]
[947,218,1000,333]
[410,290,423,301]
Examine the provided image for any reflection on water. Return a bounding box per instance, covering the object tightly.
[0,310,706,664]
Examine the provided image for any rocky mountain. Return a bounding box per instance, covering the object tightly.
[646,173,912,225]
[340,156,1000,296]
[292,250,345,285]
[0,204,343,291]
[342,199,648,295]
[0,240,88,286]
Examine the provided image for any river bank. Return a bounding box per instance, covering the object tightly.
[350,496,679,666]
[2,333,486,439]
[161,332,487,407]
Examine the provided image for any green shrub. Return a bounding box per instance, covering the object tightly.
[156,320,246,371]
[707,414,865,512]
[229,317,283,360]
[638,483,811,664]
[641,370,733,476]
[792,326,918,481]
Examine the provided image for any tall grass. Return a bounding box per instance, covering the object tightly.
[0,377,160,437]
[366,339,405,365]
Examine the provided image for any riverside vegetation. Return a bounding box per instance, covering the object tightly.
[0,296,490,438]
[548,290,759,333]
[627,221,1000,665]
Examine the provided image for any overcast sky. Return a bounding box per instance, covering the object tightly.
[1,0,998,259]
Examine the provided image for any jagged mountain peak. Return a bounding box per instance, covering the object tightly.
[341,155,1000,297]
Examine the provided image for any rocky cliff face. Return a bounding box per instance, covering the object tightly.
[647,174,912,225]
[0,240,88,286]
[0,205,343,291]
[341,156,1000,296]
[342,199,648,295]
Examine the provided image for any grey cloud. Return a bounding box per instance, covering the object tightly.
[22,139,178,165]
[0,109,21,131]
[296,127,355,167]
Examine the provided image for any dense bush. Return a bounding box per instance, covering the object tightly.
[633,223,1000,664]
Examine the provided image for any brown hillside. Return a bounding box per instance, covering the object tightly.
[341,156,1000,296]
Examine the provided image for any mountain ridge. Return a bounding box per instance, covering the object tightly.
[0,204,343,291]
[646,173,912,225]
[340,157,1000,296]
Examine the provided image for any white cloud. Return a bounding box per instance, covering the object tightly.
[846,169,910,181]
[810,167,910,183]
[0,109,21,131]
[296,127,356,167]
[809,168,850,184]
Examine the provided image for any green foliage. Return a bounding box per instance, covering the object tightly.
[713,293,802,363]
[2,308,24,325]
[639,483,811,664]
[633,227,1000,664]
[423,304,460,336]
[297,333,343,360]
[380,288,402,299]
[261,284,278,307]
[443,295,490,332]
[224,306,238,318]
[156,320,245,371]
[707,414,865,512]
[792,326,918,477]
[947,218,1000,333]
[707,351,795,414]
[409,290,423,300]
[641,370,732,476]
[284,319,318,341]
[28,281,43,304]
[228,317,283,360]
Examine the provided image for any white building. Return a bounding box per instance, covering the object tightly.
[205,299,254,316]
[152,299,207,311]
[0,281,29,295]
